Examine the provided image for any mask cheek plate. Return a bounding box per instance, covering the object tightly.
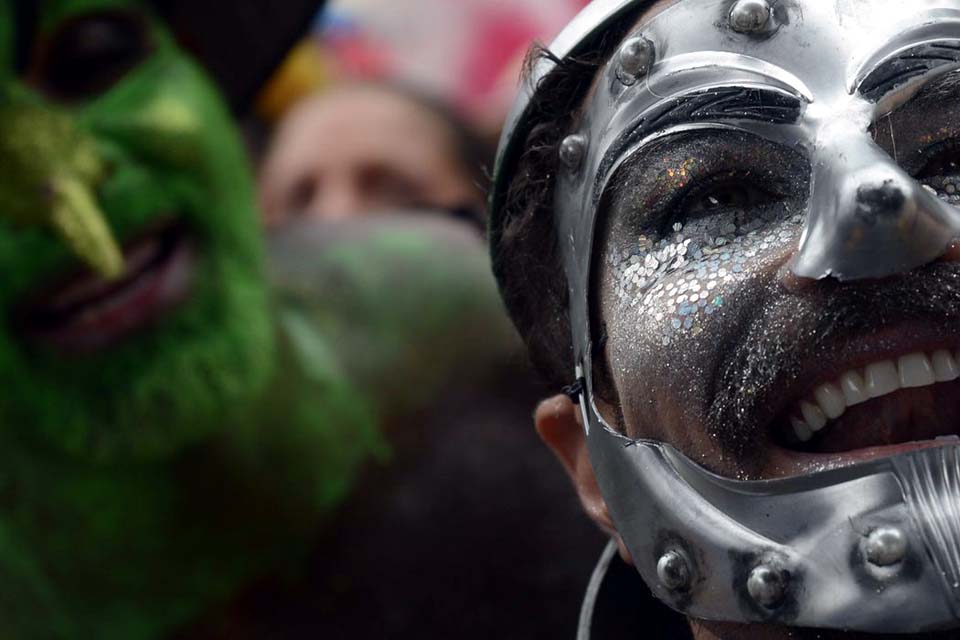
[587,422,960,633]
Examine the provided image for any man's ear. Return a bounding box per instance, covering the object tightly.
[535,394,632,563]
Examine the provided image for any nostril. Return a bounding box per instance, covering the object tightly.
[855,179,907,224]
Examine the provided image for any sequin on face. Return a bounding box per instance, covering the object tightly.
[926,175,960,206]
[608,168,960,348]
[589,109,960,471]
[602,132,810,348]
[610,207,804,346]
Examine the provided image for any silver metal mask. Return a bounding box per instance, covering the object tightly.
[491,0,960,633]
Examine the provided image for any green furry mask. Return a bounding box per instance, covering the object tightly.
[0,0,274,461]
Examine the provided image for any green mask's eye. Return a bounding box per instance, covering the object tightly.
[31,9,153,102]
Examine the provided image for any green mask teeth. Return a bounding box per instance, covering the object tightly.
[49,176,125,280]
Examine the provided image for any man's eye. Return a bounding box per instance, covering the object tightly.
[679,178,778,219]
[31,10,153,102]
[287,176,318,215]
[363,168,424,209]
[914,140,960,203]
[915,140,960,181]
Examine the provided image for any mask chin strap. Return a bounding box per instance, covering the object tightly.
[577,540,620,640]
[583,395,960,633]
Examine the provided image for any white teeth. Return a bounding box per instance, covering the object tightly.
[813,383,846,419]
[791,416,813,442]
[839,371,868,407]
[790,349,960,443]
[800,401,828,432]
[932,350,959,382]
[898,353,935,388]
[866,361,900,398]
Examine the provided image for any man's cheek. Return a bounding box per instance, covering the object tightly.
[602,218,803,431]
[607,213,804,351]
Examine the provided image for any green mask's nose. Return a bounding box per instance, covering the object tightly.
[0,97,124,279]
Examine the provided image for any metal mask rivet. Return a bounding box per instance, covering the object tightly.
[559,134,587,171]
[747,564,787,609]
[657,549,691,591]
[864,527,908,567]
[616,36,655,84]
[729,0,772,34]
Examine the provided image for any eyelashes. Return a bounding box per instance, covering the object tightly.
[666,172,788,233]
[612,143,806,238]
[614,131,960,250]
[606,137,807,235]
[914,138,960,207]
[913,138,960,181]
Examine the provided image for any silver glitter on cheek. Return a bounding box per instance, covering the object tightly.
[926,175,960,207]
[609,205,805,346]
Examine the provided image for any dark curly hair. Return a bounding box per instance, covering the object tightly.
[490,7,648,391]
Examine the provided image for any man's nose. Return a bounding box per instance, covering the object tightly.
[789,128,960,282]
[308,180,364,221]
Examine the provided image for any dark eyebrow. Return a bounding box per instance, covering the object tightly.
[858,40,960,103]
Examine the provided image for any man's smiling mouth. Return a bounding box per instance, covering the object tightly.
[774,346,960,462]
[16,220,195,353]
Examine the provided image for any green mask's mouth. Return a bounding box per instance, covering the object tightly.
[14,219,196,353]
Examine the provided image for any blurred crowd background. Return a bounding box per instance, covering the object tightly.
[257,0,589,136]
[195,0,608,638]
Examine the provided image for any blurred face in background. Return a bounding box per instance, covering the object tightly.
[259,84,484,227]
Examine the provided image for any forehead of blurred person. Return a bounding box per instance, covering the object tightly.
[259,83,484,227]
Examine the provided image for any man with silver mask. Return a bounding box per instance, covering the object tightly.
[489,0,960,637]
